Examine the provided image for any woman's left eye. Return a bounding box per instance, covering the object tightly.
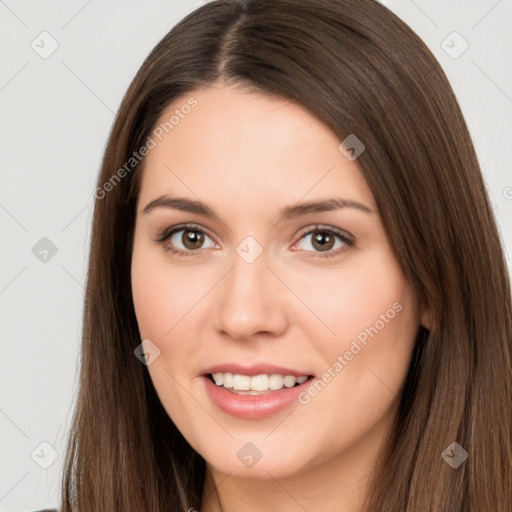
[155,223,354,258]
[292,225,355,258]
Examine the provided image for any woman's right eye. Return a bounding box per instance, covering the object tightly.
[156,224,216,257]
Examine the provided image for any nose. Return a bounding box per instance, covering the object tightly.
[213,247,290,342]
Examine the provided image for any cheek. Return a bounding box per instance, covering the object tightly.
[131,242,201,340]
[131,254,172,340]
[297,243,421,412]
[314,245,419,405]
[289,249,419,454]
[293,245,418,345]
[130,243,207,422]
[131,242,222,380]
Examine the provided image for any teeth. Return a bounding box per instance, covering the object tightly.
[251,374,269,391]
[269,374,284,390]
[213,373,225,386]
[233,374,251,390]
[222,372,233,388]
[211,372,310,392]
[283,375,296,388]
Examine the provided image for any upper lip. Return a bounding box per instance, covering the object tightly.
[202,363,314,377]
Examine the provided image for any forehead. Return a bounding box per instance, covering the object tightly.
[137,84,377,214]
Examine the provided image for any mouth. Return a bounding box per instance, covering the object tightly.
[200,364,316,419]
[205,372,314,395]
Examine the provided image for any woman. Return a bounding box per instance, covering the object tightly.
[54,0,512,510]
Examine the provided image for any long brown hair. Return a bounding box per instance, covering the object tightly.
[60,0,512,510]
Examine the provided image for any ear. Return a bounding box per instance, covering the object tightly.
[419,300,432,331]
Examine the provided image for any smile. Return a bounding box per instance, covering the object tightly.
[209,372,309,394]
[202,370,315,419]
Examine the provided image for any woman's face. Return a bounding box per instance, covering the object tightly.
[131,83,429,481]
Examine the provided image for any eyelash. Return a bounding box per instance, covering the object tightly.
[154,223,355,259]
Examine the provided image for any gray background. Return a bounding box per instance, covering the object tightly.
[1,1,511,510]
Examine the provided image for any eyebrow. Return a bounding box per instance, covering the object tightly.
[142,195,374,220]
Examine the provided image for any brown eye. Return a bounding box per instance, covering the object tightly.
[181,229,204,250]
[162,226,216,255]
[311,230,336,252]
[294,225,354,258]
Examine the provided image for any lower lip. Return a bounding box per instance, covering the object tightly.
[202,375,312,420]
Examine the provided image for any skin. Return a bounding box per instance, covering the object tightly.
[131,82,430,512]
